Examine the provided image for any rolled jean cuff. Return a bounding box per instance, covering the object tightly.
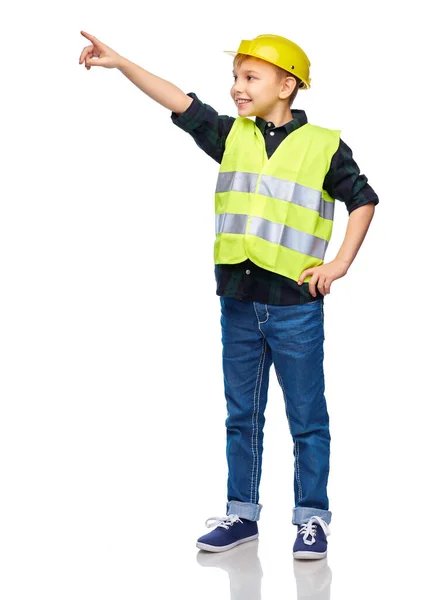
[292,507,332,526]
[227,501,263,521]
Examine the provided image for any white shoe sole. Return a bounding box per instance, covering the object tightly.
[293,550,327,560]
[196,533,259,553]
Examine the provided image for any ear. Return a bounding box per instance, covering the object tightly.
[279,75,297,100]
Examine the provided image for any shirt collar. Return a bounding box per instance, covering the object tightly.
[255,109,308,135]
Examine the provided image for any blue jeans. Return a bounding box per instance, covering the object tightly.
[220,296,331,526]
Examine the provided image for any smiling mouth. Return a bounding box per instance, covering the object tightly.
[236,99,251,106]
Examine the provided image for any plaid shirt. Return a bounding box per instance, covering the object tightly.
[171,93,379,305]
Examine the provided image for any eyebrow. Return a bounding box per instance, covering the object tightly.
[232,69,260,75]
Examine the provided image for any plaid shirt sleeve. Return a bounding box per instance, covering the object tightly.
[170,92,235,164]
[323,139,379,214]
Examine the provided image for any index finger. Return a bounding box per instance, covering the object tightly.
[80,31,99,44]
[298,268,313,285]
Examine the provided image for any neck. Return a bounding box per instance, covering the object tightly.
[258,104,293,127]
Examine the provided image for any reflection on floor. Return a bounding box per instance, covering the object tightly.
[293,556,332,600]
[197,540,332,600]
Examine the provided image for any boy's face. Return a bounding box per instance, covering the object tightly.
[230,56,288,118]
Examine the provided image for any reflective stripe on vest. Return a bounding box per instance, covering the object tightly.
[215,172,259,195]
[216,172,334,221]
[248,216,328,260]
[215,213,327,259]
[259,175,334,221]
[215,213,248,235]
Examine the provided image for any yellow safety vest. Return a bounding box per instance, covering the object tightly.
[214,117,341,282]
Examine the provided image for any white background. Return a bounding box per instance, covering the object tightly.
[1,0,441,598]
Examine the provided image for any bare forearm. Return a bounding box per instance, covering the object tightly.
[298,203,376,295]
[334,203,375,268]
[116,56,193,114]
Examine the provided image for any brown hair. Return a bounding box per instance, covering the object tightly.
[233,53,302,107]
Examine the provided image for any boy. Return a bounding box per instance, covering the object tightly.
[79,32,378,559]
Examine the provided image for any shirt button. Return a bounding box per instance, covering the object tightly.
[270,131,275,136]
[267,123,272,127]
[245,269,251,275]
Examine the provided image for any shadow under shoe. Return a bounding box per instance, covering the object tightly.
[196,515,259,553]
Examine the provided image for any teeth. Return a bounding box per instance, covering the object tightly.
[237,99,250,104]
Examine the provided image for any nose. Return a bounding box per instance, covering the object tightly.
[232,80,244,95]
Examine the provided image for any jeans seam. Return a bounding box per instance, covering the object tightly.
[253,302,270,327]
[251,336,266,504]
[276,368,303,503]
[295,441,302,503]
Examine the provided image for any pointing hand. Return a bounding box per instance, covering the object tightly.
[79,31,121,70]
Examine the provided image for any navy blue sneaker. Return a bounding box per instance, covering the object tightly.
[293,516,330,560]
[196,514,258,552]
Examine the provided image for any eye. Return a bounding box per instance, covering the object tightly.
[232,75,255,81]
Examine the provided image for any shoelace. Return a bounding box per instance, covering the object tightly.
[298,516,330,546]
[205,514,243,530]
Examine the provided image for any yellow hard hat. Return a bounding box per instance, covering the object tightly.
[224,34,311,89]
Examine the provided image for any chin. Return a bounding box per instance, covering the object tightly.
[237,103,253,113]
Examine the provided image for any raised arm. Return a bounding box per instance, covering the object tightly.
[79,31,193,115]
